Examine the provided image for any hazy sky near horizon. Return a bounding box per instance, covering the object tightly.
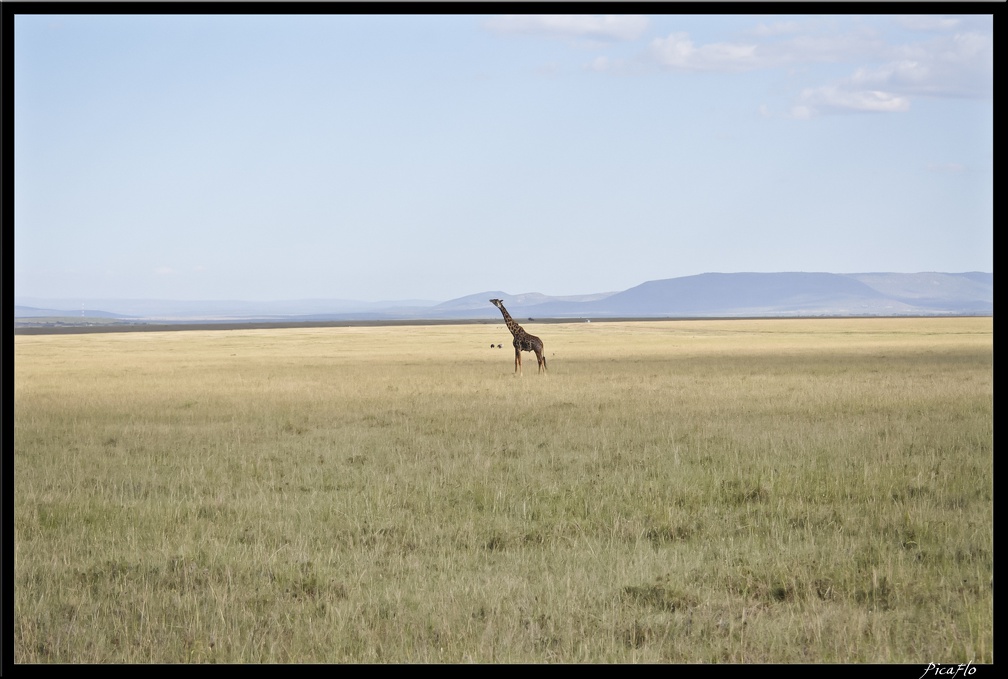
[14,12,993,302]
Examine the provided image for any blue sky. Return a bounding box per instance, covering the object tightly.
[13,12,993,302]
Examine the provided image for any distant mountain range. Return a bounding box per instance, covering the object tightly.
[13,272,993,326]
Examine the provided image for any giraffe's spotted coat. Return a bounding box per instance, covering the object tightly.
[490,299,547,375]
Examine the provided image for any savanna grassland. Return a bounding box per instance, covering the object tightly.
[13,317,993,663]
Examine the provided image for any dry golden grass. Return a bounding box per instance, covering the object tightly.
[13,318,993,663]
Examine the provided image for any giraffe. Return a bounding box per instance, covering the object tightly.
[490,299,547,375]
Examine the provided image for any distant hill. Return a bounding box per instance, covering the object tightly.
[551,272,993,317]
[431,290,618,313]
[14,305,132,319]
[12,298,438,321]
[13,272,992,326]
[439,272,992,319]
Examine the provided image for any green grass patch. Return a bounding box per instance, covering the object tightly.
[14,318,993,662]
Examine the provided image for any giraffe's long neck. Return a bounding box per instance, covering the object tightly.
[496,304,522,338]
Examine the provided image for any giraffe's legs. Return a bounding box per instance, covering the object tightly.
[514,349,522,375]
[536,350,547,374]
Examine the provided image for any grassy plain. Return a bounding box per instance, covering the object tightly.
[13,317,993,663]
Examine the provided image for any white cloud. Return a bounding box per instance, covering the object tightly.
[485,15,649,42]
[790,28,992,117]
[648,32,759,72]
[793,85,911,117]
[645,24,890,74]
[775,31,887,65]
[491,15,990,119]
[874,31,992,98]
[894,15,963,32]
[154,266,176,275]
[646,19,886,74]
[851,60,930,88]
[744,18,989,118]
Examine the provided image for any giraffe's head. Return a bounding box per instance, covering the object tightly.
[489,298,503,308]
